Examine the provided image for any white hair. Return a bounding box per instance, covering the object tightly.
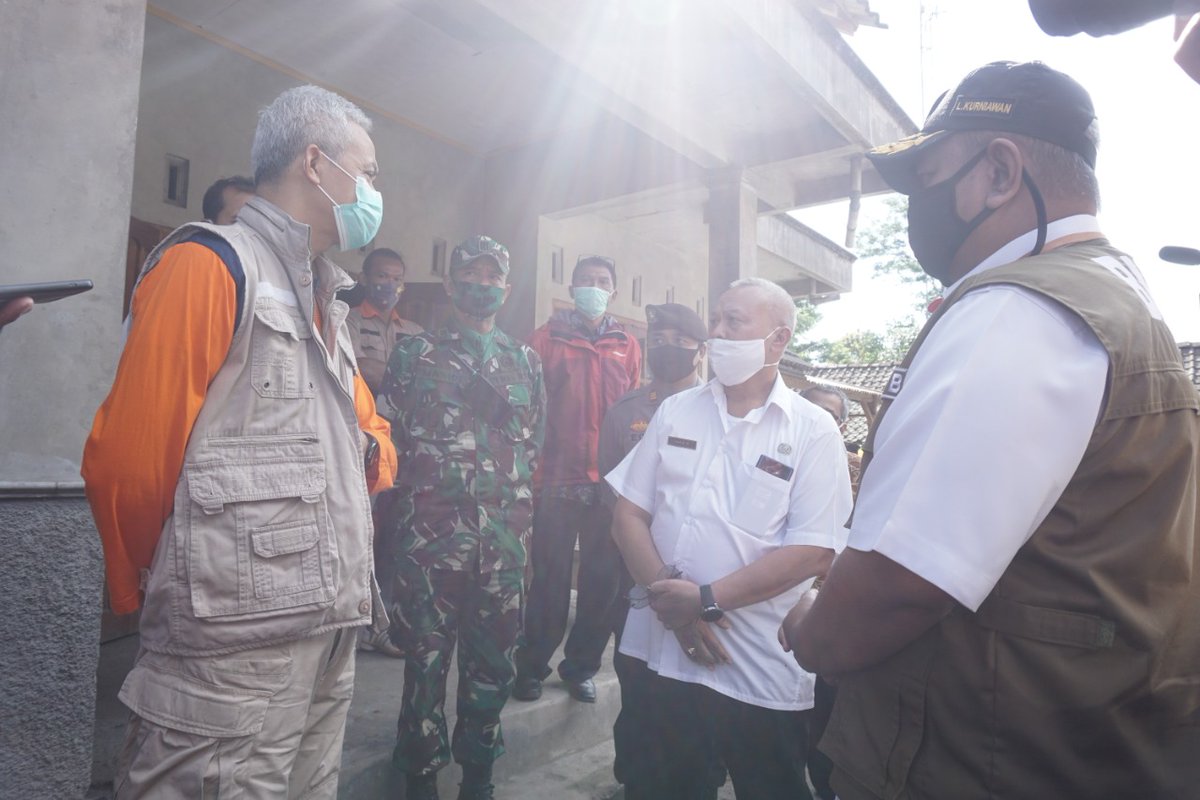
[726,276,796,331]
[251,85,372,186]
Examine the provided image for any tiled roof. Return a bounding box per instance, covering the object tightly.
[788,344,1200,447]
[802,363,898,446]
[804,363,898,394]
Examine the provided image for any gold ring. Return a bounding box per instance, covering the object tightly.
[686,647,697,657]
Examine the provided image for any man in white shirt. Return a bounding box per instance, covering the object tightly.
[783,61,1200,800]
[607,277,851,800]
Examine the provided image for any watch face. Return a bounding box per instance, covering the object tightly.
[701,606,724,623]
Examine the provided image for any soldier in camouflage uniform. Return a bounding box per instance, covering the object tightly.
[381,235,545,800]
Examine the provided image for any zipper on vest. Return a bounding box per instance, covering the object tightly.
[206,432,320,446]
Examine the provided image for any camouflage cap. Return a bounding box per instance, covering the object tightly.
[450,235,510,275]
[645,303,708,342]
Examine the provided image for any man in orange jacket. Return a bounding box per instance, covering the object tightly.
[83,84,396,799]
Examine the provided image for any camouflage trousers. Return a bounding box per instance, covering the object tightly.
[390,556,524,775]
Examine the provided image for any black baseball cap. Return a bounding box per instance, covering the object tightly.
[866,61,1099,195]
[645,303,708,343]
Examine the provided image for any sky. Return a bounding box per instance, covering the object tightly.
[793,1,1200,344]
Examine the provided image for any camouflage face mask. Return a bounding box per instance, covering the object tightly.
[451,280,505,319]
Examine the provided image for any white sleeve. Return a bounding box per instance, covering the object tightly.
[847,285,1108,611]
[782,419,853,550]
[604,397,669,515]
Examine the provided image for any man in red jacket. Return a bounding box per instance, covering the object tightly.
[514,254,642,702]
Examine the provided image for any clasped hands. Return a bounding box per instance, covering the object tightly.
[646,577,732,669]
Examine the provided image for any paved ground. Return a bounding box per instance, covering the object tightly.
[89,599,716,799]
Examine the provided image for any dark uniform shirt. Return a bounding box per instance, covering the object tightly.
[382,322,545,572]
[597,379,701,509]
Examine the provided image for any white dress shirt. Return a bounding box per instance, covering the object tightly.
[847,215,1142,611]
[606,374,852,710]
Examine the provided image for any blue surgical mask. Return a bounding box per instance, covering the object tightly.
[573,286,611,319]
[316,152,383,252]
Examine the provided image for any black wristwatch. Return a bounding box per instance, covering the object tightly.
[699,584,724,623]
[363,433,380,472]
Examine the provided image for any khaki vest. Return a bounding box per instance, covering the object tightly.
[135,197,378,656]
[827,242,1200,800]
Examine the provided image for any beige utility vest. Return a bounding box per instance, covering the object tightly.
[135,197,377,656]
[826,241,1200,800]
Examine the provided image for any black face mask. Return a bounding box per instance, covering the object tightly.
[906,149,993,286]
[908,148,1049,286]
[647,344,699,383]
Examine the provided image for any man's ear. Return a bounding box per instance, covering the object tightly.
[443,272,455,297]
[301,143,323,185]
[502,283,513,304]
[984,138,1025,209]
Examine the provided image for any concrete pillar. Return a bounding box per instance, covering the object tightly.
[0,1,147,797]
[706,168,759,308]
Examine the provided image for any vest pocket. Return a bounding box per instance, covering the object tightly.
[250,521,324,599]
[822,627,939,797]
[185,434,335,619]
[251,298,316,399]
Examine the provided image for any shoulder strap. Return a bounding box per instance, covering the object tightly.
[179,229,246,334]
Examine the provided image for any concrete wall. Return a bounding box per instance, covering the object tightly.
[0,499,104,800]
[133,13,486,281]
[484,115,705,338]
[0,2,146,796]
[537,213,705,331]
[0,0,146,485]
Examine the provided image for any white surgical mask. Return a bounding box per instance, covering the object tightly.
[708,327,783,386]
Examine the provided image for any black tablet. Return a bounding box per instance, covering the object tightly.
[0,279,94,305]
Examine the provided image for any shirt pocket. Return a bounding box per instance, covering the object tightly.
[250,298,316,399]
[184,433,336,619]
[730,462,791,539]
[499,379,536,444]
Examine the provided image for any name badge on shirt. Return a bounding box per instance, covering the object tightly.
[755,455,794,481]
[667,436,698,450]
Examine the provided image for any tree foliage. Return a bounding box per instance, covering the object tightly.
[802,318,921,365]
[856,195,941,308]
[789,197,935,365]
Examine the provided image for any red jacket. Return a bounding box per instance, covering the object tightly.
[529,310,642,489]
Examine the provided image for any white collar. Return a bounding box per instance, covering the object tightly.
[945,214,1102,295]
[709,372,793,422]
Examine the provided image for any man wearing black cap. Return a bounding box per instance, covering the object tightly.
[782,61,1200,799]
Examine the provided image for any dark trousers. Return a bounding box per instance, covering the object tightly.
[372,489,402,611]
[516,495,621,681]
[807,677,837,800]
[614,653,813,800]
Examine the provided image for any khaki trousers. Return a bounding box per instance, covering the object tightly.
[114,628,357,799]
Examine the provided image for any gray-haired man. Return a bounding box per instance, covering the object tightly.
[84,85,396,798]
